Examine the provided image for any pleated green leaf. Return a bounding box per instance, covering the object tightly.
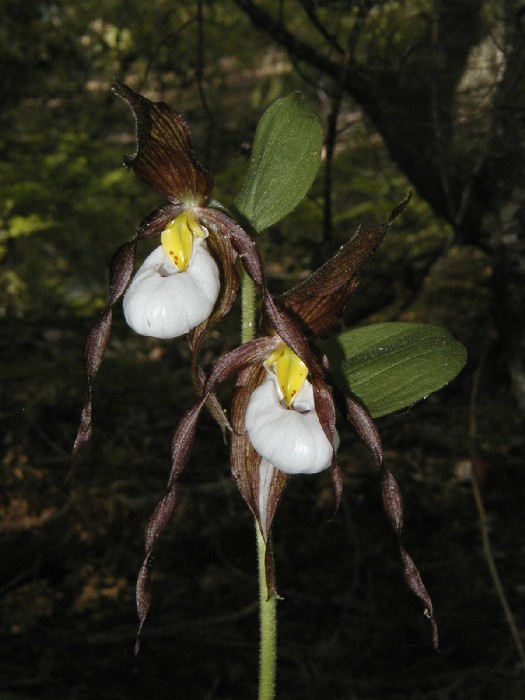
[235,93,322,232]
[324,322,466,417]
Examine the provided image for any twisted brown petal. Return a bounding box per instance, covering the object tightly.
[279,193,411,336]
[262,289,313,369]
[71,243,134,469]
[72,205,180,470]
[344,393,382,465]
[311,372,341,509]
[231,362,289,597]
[187,207,264,432]
[136,397,205,652]
[230,363,288,532]
[200,209,265,288]
[135,335,280,646]
[346,392,439,649]
[202,336,280,395]
[113,82,212,205]
[188,221,240,433]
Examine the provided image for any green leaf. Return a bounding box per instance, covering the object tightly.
[235,93,322,232]
[323,322,466,417]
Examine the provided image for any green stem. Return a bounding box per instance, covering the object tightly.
[257,524,277,700]
[240,267,277,699]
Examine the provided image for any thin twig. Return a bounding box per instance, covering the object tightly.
[322,58,347,249]
[468,341,525,669]
[196,0,216,127]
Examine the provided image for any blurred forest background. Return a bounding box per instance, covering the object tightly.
[1,0,524,698]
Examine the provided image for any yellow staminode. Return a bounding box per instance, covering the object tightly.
[161,211,206,272]
[265,344,308,407]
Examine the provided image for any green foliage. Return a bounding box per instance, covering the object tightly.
[353,0,433,72]
[235,93,322,232]
[324,322,467,417]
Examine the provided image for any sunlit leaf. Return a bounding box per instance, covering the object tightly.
[235,93,322,232]
[323,322,466,417]
[8,214,54,238]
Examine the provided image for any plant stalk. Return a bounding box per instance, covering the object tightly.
[240,266,277,699]
[256,523,277,700]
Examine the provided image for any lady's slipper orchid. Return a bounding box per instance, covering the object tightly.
[123,219,220,339]
[72,83,265,465]
[134,196,439,651]
[245,348,335,475]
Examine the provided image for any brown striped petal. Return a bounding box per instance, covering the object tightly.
[279,194,411,336]
[231,362,289,598]
[345,391,439,649]
[136,397,205,651]
[113,82,212,205]
[188,221,240,434]
[72,205,181,470]
[200,208,265,289]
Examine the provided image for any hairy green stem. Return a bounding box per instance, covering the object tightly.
[240,267,277,699]
[256,523,277,700]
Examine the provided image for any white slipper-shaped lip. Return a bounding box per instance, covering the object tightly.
[123,238,220,339]
[245,374,334,475]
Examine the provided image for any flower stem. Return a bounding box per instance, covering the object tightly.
[256,523,277,700]
[240,267,277,699]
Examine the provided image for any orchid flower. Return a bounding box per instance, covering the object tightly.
[72,84,265,465]
[244,345,336,476]
[122,212,221,339]
[135,195,439,651]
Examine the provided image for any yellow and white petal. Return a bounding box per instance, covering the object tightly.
[123,238,220,339]
[161,211,207,272]
[264,344,308,407]
[245,375,334,475]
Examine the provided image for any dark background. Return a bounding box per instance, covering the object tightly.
[1,1,524,698]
